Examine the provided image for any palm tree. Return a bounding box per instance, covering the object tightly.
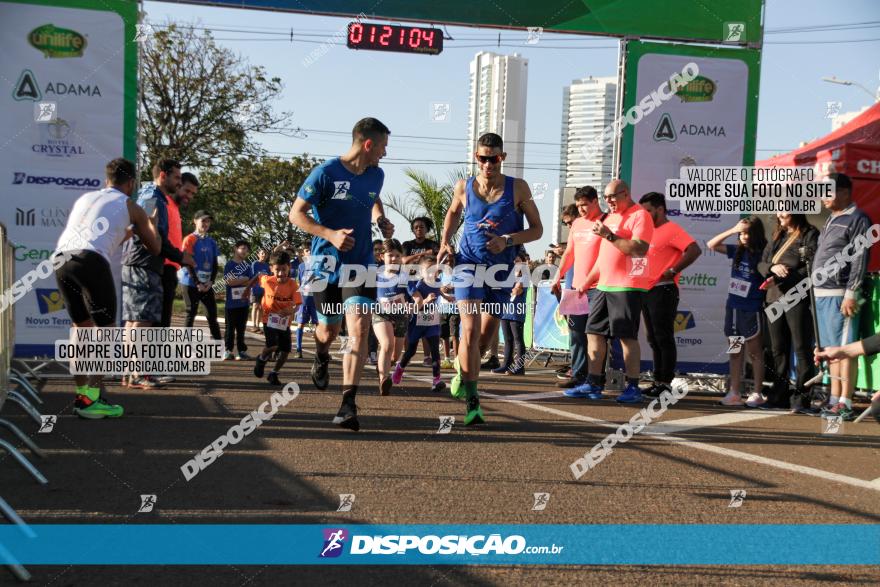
[385,167,467,244]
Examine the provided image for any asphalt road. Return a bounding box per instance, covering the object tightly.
[3,326,879,585]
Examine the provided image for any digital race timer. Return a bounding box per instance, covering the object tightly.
[347,22,443,55]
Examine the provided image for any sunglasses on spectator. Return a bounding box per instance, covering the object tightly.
[477,155,501,164]
[562,219,573,227]
[603,189,627,201]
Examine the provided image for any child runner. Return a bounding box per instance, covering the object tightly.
[180,210,222,341]
[371,239,410,395]
[391,255,451,393]
[295,245,319,359]
[707,218,767,406]
[250,249,270,333]
[246,251,302,385]
[223,240,253,360]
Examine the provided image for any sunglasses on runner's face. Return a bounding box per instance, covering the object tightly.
[477,155,501,164]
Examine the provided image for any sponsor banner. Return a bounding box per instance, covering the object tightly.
[620,41,760,373]
[1,524,875,565]
[1,0,136,355]
[532,284,568,352]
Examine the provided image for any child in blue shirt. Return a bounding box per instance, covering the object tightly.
[180,210,221,340]
[223,240,254,360]
[250,249,270,332]
[707,218,768,406]
[391,255,453,393]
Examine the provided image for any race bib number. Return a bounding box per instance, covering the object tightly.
[416,306,440,327]
[267,313,290,330]
[728,277,751,298]
[379,294,404,314]
[197,270,211,283]
[230,287,246,301]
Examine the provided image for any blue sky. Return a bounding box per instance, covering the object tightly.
[144,0,879,255]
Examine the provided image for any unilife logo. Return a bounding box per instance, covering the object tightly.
[319,528,348,558]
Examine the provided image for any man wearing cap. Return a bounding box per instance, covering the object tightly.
[180,209,222,340]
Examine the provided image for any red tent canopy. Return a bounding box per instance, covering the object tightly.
[757,102,880,270]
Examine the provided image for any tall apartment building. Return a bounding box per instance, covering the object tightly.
[466,51,529,177]
[554,76,617,242]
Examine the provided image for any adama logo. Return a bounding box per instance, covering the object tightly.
[319,528,348,558]
[29,24,87,58]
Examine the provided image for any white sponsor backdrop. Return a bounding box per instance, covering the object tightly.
[628,51,752,373]
[1,2,125,354]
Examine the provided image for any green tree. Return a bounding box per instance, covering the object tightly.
[138,21,299,174]
[190,156,319,255]
[385,168,467,244]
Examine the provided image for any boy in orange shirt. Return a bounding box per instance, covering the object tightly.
[245,251,302,385]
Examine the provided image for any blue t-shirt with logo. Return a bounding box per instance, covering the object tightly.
[224,260,253,309]
[297,158,384,284]
[252,261,270,296]
[725,244,764,311]
[409,278,441,337]
[179,233,219,288]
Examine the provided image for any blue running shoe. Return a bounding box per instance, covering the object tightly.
[616,384,644,404]
[563,384,590,398]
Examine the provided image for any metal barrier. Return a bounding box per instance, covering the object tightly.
[0,222,45,582]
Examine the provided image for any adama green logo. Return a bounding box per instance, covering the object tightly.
[675,75,715,102]
[29,24,87,58]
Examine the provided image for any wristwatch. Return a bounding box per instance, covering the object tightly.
[502,234,514,248]
[605,232,618,243]
[668,267,678,275]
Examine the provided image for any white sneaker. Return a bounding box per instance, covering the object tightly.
[718,391,744,406]
[745,392,766,408]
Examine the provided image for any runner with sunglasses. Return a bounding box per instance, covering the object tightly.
[438,132,543,425]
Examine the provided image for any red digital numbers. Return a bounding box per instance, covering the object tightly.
[347,22,442,55]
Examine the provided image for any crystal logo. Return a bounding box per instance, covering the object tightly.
[29,24,87,58]
[32,118,86,158]
[319,528,348,558]
[675,75,716,102]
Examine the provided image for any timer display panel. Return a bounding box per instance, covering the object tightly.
[347,22,443,55]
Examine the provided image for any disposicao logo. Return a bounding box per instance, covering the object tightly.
[319,528,348,558]
[29,24,87,58]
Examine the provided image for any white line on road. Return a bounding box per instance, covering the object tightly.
[483,393,880,492]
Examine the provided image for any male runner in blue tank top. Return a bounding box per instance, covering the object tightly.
[289,117,395,431]
[438,133,543,425]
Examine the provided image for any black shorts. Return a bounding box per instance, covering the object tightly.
[263,324,292,353]
[586,289,644,339]
[54,250,117,326]
[311,282,376,325]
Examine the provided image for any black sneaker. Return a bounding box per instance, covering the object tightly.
[644,383,670,398]
[253,356,267,379]
[332,402,359,431]
[311,353,330,390]
[480,356,500,371]
[267,371,282,386]
[295,350,303,359]
[557,378,584,389]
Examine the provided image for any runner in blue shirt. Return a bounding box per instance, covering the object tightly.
[223,240,254,360]
[179,210,221,340]
[294,245,319,358]
[289,117,395,431]
[438,133,543,425]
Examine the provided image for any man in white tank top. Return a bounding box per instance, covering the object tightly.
[54,158,161,419]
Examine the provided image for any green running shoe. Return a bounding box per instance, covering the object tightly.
[450,356,465,400]
[74,396,124,419]
[464,397,484,426]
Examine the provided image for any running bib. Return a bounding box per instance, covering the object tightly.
[267,313,290,330]
[728,277,751,298]
[379,294,405,314]
[230,287,246,301]
[197,270,211,283]
[416,305,440,327]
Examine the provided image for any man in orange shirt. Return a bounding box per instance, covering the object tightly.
[161,172,198,328]
[578,180,653,403]
[552,186,604,391]
[247,251,302,386]
[638,192,701,397]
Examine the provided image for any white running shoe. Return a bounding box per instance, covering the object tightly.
[745,392,766,408]
[718,391,744,406]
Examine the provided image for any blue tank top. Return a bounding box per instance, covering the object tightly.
[458,175,522,266]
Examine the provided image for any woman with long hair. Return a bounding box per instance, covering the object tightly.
[757,213,819,408]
